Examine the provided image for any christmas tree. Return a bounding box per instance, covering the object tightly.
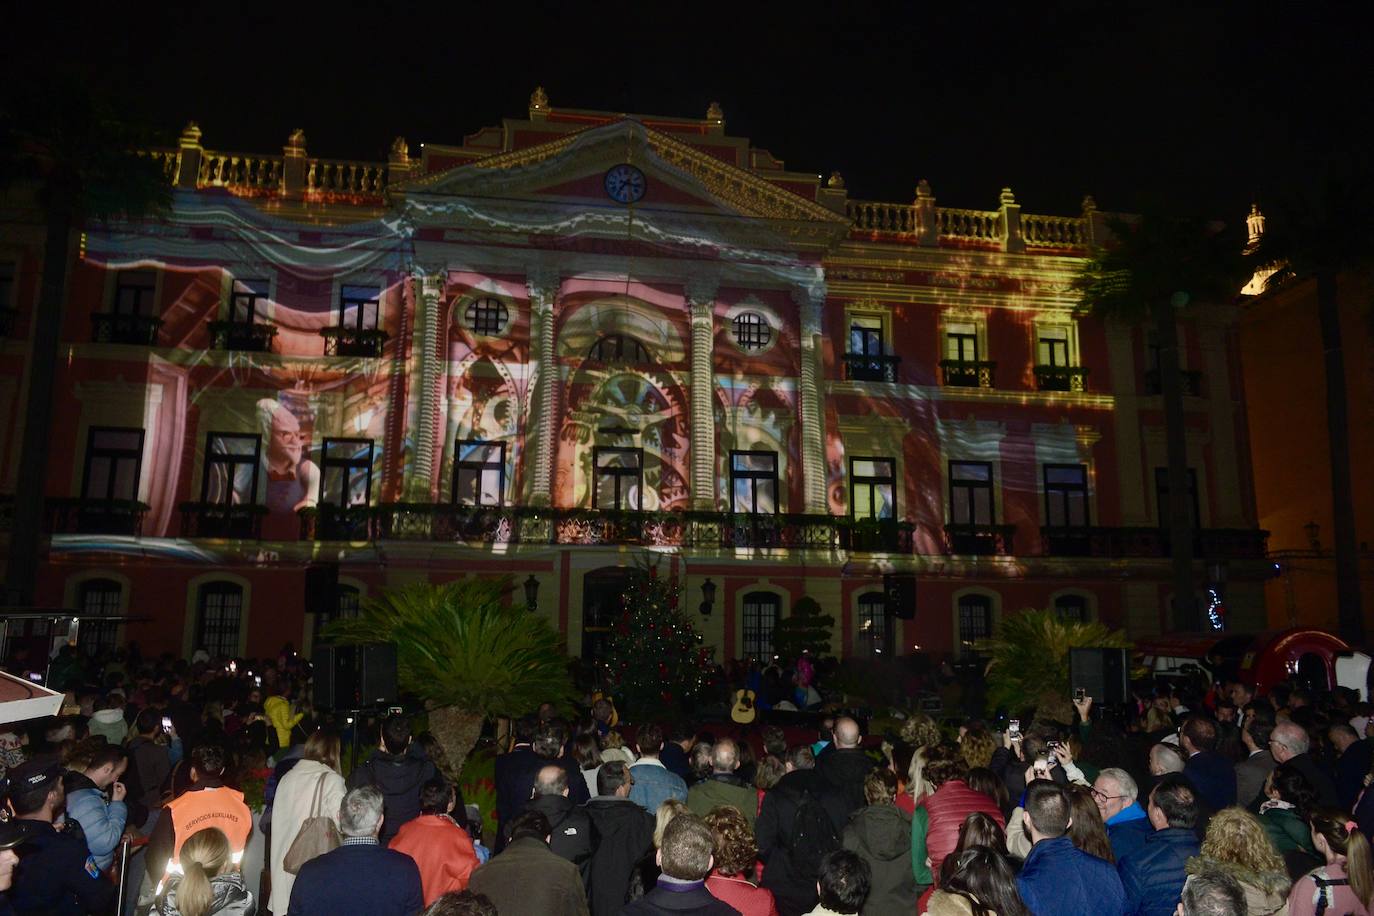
[602,561,716,720]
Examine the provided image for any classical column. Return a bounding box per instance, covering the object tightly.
[686,278,719,510]
[405,268,443,501]
[526,270,561,506]
[794,282,829,514]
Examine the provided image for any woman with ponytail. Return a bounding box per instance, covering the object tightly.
[155,826,255,916]
[1287,807,1373,916]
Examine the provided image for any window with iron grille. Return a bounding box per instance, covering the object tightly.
[850,457,896,521]
[588,334,651,362]
[1044,464,1089,528]
[196,582,243,659]
[320,439,374,508]
[858,591,891,657]
[742,591,780,659]
[78,579,122,656]
[958,594,992,655]
[949,461,995,525]
[1054,594,1089,623]
[338,285,380,330]
[113,270,156,316]
[230,279,270,324]
[454,440,505,506]
[201,434,261,506]
[465,297,508,335]
[730,451,778,514]
[315,584,360,643]
[594,447,642,511]
[733,312,771,351]
[82,428,144,502]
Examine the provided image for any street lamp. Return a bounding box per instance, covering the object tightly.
[699,578,716,617]
[523,574,539,611]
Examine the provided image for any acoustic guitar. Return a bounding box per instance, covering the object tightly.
[730,688,758,724]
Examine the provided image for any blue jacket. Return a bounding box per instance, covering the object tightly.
[1182,750,1236,811]
[65,773,128,870]
[628,759,689,816]
[1106,802,1153,864]
[287,840,423,916]
[1118,827,1200,916]
[1017,835,1126,916]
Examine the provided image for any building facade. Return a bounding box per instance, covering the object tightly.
[0,92,1271,665]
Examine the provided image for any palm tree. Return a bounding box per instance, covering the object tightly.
[324,578,575,778]
[1250,163,1374,645]
[0,79,170,603]
[1075,213,1248,631]
[977,608,1131,714]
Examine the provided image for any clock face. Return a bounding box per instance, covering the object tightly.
[604,164,647,204]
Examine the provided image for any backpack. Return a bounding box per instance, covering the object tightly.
[785,787,840,881]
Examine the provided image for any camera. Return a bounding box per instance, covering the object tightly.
[1047,740,1061,751]
[1074,688,1086,701]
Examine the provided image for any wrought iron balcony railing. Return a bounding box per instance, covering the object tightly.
[208,321,277,352]
[1040,525,1268,559]
[939,359,996,389]
[842,353,901,383]
[91,313,162,345]
[0,308,16,338]
[1033,365,1089,392]
[178,502,267,539]
[944,523,1017,556]
[48,497,150,536]
[1144,368,1203,397]
[320,326,389,357]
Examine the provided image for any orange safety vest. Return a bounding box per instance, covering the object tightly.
[165,786,253,865]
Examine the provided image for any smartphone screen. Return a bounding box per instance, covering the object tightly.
[27,672,43,683]
[1008,718,1021,738]
[161,716,172,732]
[1075,688,1086,701]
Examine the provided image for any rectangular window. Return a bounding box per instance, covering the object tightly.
[949,461,995,525]
[958,595,993,655]
[230,278,270,324]
[946,323,979,361]
[201,433,261,506]
[113,270,156,316]
[1054,595,1089,623]
[1044,464,1089,528]
[594,447,643,511]
[858,592,891,657]
[81,428,144,502]
[320,438,374,508]
[1154,467,1200,528]
[849,317,884,357]
[1038,329,1070,367]
[78,579,122,656]
[196,582,243,659]
[742,592,780,659]
[731,451,778,514]
[850,457,896,521]
[338,284,380,330]
[453,440,505,506]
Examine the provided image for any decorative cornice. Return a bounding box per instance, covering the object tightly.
[684,274,720,306]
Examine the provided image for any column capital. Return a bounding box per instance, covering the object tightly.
[792,280,826,339]
[526,269,561,309]
[684,274,720,307]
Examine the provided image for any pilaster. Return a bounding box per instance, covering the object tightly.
[527,269,561,506]
[405,268,443,501]
[794,281,829,514]
[686,278,719,510]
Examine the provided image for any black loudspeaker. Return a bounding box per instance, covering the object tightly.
[312,643,397,710]
[305,563,338,618]
[883,574,917,620]
[1070,647,1130,706]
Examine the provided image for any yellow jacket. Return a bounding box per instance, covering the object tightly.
[263,695,303,749]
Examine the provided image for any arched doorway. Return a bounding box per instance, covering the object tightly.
[581,566,642,663]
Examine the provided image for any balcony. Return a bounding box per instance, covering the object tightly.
[1040,526,1269,559]
[842,353,901,383]
[944,523,1016,555]
[48,497,150,536]
[179,502,267,539]
[842,517,916,552]
[321,326,389,358]
[1144,368,1202,397]
[939,359,996,389]
[1033,365,1089,392]
[91,313,162,346]
[208,320,277,352]
[298,504,376,542]
[0,308,16,338]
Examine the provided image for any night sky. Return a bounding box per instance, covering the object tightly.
[12,1,1368,223]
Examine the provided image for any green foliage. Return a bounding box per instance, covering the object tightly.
[977,608,1131,714]
[324,578,575,717]
[602,562,715,720]
[458,744,499,844]
[772,596,835,662]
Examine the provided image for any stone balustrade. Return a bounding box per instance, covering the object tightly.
[198,152,285,191]
[306,158,388,195]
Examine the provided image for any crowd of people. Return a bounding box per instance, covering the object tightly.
[4,643,1374,916]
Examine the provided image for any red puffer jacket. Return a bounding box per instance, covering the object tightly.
[920,781,1006,880]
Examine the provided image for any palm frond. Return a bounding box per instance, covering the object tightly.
[976,608,1131,714]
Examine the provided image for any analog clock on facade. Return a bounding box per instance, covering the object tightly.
[604,164,647,204]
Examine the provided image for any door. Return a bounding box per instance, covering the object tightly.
[581,566,640,663]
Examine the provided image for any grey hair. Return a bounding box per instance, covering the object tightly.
[1150,743,1186,774]
[339,785,385,837]
[1098,767,1138,801]
[256,398,283,438]
[712,738,738,772]
[1272,721,1310,754]
[1181,870,1246,916]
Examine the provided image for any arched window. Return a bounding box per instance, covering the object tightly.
[196,581,243,659]
[742,591,781,659]
[732,312,771,351]
[1054,594,1089,624]
[857,591,891,657]
[957,594,993,657]
[588,334,651,363]
[77,578,122,656]
[465,297,508,336]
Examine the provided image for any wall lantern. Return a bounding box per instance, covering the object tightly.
[524,574,540,611]
[699,578,717,617]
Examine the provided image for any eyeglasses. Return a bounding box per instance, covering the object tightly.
[1090,787,1127,802]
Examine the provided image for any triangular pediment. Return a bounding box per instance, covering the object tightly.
[392,119,849,229]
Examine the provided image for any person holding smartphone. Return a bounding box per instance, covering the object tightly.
[62,739,130,872]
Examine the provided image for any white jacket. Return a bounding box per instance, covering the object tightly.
[268,759,345,916]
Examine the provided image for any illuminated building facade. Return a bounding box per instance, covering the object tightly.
[0,92,1271,664]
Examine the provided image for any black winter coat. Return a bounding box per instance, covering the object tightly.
[584,796,655,916]
[345,742,438,843]
[755,769,823,916]
[527,793,595,886]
